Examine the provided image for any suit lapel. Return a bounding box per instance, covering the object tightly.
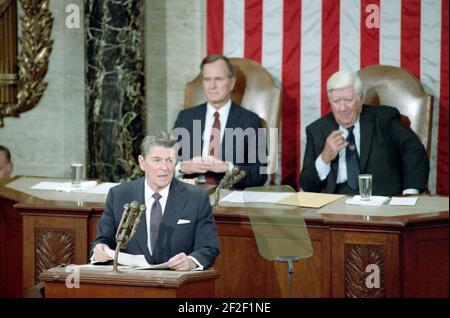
[359,107,374,173]
[323,114,339,190]
[193,104,207,157]
[131,178,151,260]
[222,103,241,160]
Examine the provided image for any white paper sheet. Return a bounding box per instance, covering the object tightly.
[84,182,120,194]
[30,181,98,192]
[103,247,170,269]
[220,191,293,203]
[345,195,390,206]
[388,197,418,206]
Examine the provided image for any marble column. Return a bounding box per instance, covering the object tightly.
[85,0,145,182]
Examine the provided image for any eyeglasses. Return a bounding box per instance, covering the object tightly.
[331,96,356,105]
[148,157,176,166]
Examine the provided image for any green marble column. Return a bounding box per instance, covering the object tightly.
[85,0,145,182]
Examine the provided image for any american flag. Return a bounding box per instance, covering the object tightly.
[206,0,448,195]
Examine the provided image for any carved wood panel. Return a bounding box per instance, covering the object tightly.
[344,244,385,298]
[35,228,75,282]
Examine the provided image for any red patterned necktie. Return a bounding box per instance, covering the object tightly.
[206,112,220,184]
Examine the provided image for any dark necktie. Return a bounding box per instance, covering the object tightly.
[150,192,162,254]
[206,112,221,184]
[346,126,360,190]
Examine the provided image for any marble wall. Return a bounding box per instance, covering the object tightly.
[86,0,145,182]
[0,0,86,179]
[146,0,206,135]
[0,0,205,180]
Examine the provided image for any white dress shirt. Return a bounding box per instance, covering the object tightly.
[175,100,234,178]
[314,119,418,194]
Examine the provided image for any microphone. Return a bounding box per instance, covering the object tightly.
[113,201,146,272]
[214,166,247,207]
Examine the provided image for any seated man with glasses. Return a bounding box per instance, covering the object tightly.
[299,70,429,196]
[90,132,220,270]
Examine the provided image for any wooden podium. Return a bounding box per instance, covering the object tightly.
[40,266,219,298]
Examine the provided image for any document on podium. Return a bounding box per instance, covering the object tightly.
[93,248,171,270]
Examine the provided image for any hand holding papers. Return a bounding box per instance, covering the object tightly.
[92,245,170,270]
[104,248,170,270]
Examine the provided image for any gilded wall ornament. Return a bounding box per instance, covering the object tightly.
[0,0,53,127]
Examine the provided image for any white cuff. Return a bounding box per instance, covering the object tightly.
[402,188,419,195]
[175,161,184,179]
[187,256,204,271]
[226,161,234,171]
[315,155,331,181]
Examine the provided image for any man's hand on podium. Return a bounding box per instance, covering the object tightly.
[168,252,196,271]
[93,243,113,262]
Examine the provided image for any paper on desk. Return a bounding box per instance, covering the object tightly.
[84,182,120,194]
[104,248,170,270]
[388,197,418,206]
[345,195,390,206]
[220,191,293,203]
[276,192,345,208]
[30,181,97,192]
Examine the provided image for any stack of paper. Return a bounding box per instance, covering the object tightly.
[345,195,390,206]
[90,247,170,270]
[276,192,345,208]
[30,181,98,192]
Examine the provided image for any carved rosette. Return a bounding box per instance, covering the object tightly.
[35,228,75,282]
[0,0,53,127]
[344,244,385,298]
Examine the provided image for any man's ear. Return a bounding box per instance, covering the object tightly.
[230,76,236,91]
[7,161,13,177]
[137,155,145,171]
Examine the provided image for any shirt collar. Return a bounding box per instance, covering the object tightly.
[144,178,171,202]
[206,100,232,119]
[339,117,360,133]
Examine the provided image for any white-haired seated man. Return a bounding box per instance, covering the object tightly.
[299,70,429,196]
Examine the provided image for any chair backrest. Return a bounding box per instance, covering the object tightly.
[183,57,282,184]
[358,65,433,156]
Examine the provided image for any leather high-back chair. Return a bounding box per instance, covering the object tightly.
[358,65,433,156]
[183,58,282,184]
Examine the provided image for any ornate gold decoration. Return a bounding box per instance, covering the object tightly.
[344,244,385,298]
[0,0,53,127]
[0,0,12,17]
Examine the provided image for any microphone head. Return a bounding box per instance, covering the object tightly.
[130,201,140,209]
[231,166,240,175]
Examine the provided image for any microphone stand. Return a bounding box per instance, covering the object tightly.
[113,201,146,272]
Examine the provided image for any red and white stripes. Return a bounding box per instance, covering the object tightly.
[206,0,448,194]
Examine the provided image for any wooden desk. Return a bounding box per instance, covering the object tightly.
[0,177,448,297]
[40,266,219,298]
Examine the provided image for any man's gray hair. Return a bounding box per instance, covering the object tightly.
[140,132,178,157]
[200,54,235,78]
[327,70,363,98]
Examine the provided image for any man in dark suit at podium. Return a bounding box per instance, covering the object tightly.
[172,54,267,188]
[91,133,220,270]
[299,70,429,196]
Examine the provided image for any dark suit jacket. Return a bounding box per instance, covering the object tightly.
[299,105,429,196]
[90,178,220,268]
[172,102,267,189]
